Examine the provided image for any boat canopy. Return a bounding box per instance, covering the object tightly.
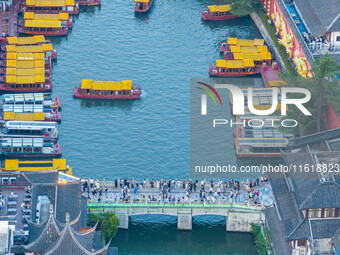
[230,46,258,54]
[237,138,289,147]
[4,112,45,121]
[6,53,45,61]
[80,80,133,91]
[26,0,75,7]
[3,158,67,171]
[7,35,46,45]
[6,75,45,84]
[6,60,45,69]
[1,137,45,148]
[216,59,255,68]
[24,12,69,21]
[24,20,62,28]
[227,37,265,47]
[135,0,149,2]
[6,44,53,53]
[6,68,45,76]
[207,5,231,12]
[233,52,272,61]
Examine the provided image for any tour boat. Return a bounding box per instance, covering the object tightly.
[22,0,79,15]
[0,121,59,140]
[202,5,238,21]
[20,12,73,28]
[135,0,153,13]
[76,0,101,5]
[0,137,62,158]
[223,45,269,59]
[2,111,61,122]
[3,44,55,62]
[2,36,57,59]
[0,74,52,93]
[73,80,141,99]
[235,137,289,158]
[209,59,260,77]
[231,52,272,67]
[2,158,72,174]
[2,93,61,110]
[219,38,265,52]
[19,13,70,36]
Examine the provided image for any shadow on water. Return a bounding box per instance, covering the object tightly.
[79,98,140,109]
[79,5,101,15]
[111,215,256,254]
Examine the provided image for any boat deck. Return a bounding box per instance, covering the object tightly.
[0,4,17,40]
[261,65,286,87]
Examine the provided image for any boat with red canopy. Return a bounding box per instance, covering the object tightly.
[73,79,141,99]
[135,0,153,13]
[202,5,238,21]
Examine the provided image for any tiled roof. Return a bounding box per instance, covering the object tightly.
[299,182,340,209]
[264,207,291,254]
[294,0,340,36]
[56,181,82,224]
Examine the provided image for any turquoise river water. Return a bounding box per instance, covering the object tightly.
[47,0,264,253]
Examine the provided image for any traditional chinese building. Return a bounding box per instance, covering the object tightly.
[24,205,110,255]
[265,151,340,255]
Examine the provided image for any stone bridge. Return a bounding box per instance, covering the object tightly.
[87,202,265,232]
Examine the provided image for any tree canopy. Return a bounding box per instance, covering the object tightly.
[281,54,340,135]
[88,211,120,240]
[225,0,259,16]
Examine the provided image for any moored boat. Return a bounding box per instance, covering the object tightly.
[19,15,69,36]
[0,121,59,140]
[22,0,79,15]
[219,37,265,52]
[209,59,260,77]
[2,93,61,110]
[235,137,289,158]
[3,36,57,59]
[1,158,72,174]
[2,111,61,122]
[76,0,101,5]
[20,12,73,28]
[232,52,272,67]
[3,44,54,63]
[202,5,238,21]
[135,0,153,13]
[73,80,141,99]
[223,45,269,59]
[0,137,61,158]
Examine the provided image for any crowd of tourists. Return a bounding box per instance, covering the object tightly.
[82,176,270,205]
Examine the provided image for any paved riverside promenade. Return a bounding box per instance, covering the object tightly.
[83,178,273,231]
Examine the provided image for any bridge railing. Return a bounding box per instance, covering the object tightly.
[87,200,263,211]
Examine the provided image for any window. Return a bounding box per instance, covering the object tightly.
[297,240,306,246]
[336,36,340,41]
[325,208,335,217]
[309,208,322,218]
[219,12,224,16]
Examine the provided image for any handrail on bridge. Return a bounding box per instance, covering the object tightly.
[87,200,263,211]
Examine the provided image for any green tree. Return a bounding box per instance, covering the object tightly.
[87,211,120,240]
[281,54,340,135]
[313,54,340,132]
[250,223,268,255]
[225,0,259,16]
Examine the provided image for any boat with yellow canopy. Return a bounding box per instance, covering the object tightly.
[202,5,238,21]
[3,35,57,59]
[209,59,260,76]
[220,37,265,50]
[1,158,71,174]
[22,0,79,15]
[73,79,141,99]
[135,0,153,13]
